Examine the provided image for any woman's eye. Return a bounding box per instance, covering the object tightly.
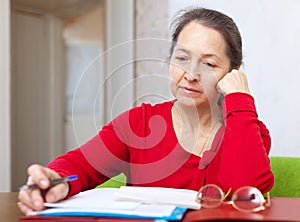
[175,56,188,62]
[204,62,216,68]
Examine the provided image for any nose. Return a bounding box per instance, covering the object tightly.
[184,71,200,81]
[184,61,201,81]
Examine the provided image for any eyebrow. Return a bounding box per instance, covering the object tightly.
[174,47,222,62]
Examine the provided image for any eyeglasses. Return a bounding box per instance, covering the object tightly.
[196,184,271,212]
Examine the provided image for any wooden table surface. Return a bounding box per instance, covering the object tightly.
[2,192,300,222]
[0,192,23,222]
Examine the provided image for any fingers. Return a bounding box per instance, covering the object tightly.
[216,69,250,96]
[45,182,69,203]
[18,165,50,212]
[27,164,54,189]
[17,201,33,216]
[18,187,44,213]
[18,164,69,214]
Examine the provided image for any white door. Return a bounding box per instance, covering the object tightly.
[11,6,65,191]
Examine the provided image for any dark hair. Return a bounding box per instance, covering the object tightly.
[170,7,243,70]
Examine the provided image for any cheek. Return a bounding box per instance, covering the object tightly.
[206,71,227,87]
[201,74,220,96]
[169,65,183,95]
[215,71,227,82]
[202,73,218,87]
[169,64,183,82]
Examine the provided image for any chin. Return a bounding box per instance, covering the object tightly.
[176,97,207,109]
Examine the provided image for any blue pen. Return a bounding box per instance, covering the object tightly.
[19,175,78,190]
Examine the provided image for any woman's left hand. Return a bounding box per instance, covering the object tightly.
[216,69,250,96]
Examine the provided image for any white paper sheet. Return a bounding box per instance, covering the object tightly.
[29,188,182,218]
[115,186,201,210]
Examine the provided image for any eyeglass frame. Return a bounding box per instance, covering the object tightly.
[196,184,271,213]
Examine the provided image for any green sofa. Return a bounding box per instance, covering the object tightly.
[96,173,126,188]
[270,156,300,197]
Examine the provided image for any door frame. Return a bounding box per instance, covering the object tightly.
[104,0,134,122]
[0,0,11,192]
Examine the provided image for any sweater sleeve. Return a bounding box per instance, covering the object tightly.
[46,111,132,198]
[217,92,274,194]
[47,146,109,198]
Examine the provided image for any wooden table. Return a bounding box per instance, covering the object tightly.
[181,197,300,222]
[0,192,23,222]
[2,192,300,221]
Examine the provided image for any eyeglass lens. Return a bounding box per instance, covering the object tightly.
[232,187,264,211]
[198,185,264,212]
[198,185,223,208]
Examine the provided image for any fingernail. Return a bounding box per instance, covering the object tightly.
[40,179,47,186]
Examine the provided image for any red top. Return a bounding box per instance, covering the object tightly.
[47,93,274,198]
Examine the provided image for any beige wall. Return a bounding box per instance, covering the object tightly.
[135,0,172,105]
[104,0,134,121]
[63,7,104,44]
[0,0,11,192]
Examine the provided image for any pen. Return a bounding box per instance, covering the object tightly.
[19,175,78,191]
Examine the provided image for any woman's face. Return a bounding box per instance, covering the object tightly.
[170,22,231,108]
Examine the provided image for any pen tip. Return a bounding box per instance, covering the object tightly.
[68,175,78,181]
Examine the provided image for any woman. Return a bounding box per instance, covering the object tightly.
[18,7,274,214]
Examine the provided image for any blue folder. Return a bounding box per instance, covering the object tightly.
[38,207,187,221]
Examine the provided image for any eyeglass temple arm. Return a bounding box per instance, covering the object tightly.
[223,187,232,200]
[265,192,271,207]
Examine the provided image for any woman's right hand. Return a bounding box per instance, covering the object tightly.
[18,164,69,215]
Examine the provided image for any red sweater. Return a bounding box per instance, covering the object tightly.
[47,93,274,197]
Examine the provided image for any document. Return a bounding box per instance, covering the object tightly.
[28,187,199,220]
[115,186,200,210]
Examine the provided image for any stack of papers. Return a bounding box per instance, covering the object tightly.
[29,187,200,220]
[115,186,200,210]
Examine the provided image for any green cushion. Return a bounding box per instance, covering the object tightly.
[270,157,300,197]
[96,173,126,188]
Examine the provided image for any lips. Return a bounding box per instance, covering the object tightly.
[180,86,202,93]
